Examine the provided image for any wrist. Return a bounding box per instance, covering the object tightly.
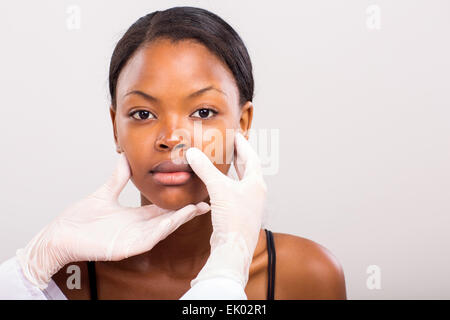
[191,232,252,289]
[16,223,64,290]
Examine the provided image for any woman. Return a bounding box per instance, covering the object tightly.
[49,6,347,299]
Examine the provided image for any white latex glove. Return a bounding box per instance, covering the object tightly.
[16,153,210,290]
[185,131,268,289]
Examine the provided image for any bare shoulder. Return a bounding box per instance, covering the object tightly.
[272,232,347,299]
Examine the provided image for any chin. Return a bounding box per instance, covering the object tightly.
[144,184,209,210]
[132,172,209,210]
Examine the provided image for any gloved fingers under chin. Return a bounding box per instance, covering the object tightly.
[195,201,211,213]
[163,204,205,230]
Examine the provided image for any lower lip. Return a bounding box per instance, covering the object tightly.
[151,171,193,185]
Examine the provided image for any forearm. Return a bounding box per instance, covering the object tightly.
[190,232,251,289]
[180,233,251,300]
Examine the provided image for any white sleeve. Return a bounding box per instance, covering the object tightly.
[0,256,49,300]
[179,277,247,300]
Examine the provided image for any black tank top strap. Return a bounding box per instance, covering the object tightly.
[265,228,276,300]
[87,261,98,300]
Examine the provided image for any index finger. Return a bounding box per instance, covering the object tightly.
[234,131,263,180]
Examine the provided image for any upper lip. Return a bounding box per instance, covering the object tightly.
[150,160,193,173]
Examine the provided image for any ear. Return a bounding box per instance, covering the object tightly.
[239,101,253,140]
[109,105,121,153]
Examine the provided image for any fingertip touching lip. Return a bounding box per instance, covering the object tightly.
[150,160,194,173]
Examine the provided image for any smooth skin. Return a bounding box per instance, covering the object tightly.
[52,38,347,299]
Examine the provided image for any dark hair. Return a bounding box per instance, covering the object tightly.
[108,6,254,110]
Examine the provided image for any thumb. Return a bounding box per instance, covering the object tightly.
[91,152,131,201]
[185,147,225,186]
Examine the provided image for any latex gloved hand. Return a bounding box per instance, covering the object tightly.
[16,153,210,290]
[185,131,268,289]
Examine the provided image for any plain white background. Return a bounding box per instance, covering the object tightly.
[0,0,449,299]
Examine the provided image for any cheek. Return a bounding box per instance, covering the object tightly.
[121,133,156,176]
[199,122,236,176]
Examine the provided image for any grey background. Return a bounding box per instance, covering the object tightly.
[0,0,449,299]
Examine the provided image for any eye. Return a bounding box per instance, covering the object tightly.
[191,108,218,119]
[130,110,156,120]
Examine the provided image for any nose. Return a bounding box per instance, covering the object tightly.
[155,134,187,151]
[154,124,190,153]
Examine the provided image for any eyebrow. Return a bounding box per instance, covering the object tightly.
[124,85,227,102]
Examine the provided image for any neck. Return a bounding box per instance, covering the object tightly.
[103,193,213,277]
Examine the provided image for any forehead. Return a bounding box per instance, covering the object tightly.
[116,38,239,104]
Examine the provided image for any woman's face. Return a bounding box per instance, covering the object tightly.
[110,38,253,210]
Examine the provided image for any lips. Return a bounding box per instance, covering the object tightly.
[150,160,193,173]
[150,160,194,186]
